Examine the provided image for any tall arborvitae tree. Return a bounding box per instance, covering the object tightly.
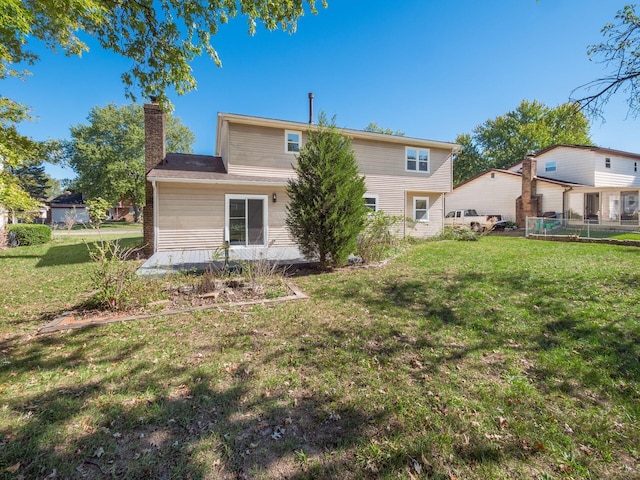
[286,114,367,269]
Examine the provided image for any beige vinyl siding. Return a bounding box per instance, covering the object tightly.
[156,182,294,251]
[226,123,453,192]
[227,123,302,177]
[446,172,521,221]
[406,192,444,237]
[536,182,566,214]
[536,148,595,185]
[219,120,230,172]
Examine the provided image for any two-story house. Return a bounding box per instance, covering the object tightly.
[446,145,640,228]
[142,102,458,262]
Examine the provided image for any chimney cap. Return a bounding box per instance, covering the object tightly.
[149,95,158,103]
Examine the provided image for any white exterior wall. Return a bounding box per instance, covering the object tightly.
[536,147,596,185]
[536,182,565,214]
[51,206,89,223]
[592,153,640,188]
[445,172,521,221]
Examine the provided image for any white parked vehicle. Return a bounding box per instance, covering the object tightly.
[444,209,502,232]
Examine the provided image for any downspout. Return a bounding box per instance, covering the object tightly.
[562,186,573,220]
[152,180,158,253]
[403,190,407,238]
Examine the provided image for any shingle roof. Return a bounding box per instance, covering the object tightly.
[147,153,289,184]
[49,192,84,205]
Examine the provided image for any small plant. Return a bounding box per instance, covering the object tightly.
[64,207,80,230]
[435,225,479,241]
[7,224,52,246]
[86,197,111,226]
[0,228,6,250]
[86,239,150,310]
[356,212,407,263]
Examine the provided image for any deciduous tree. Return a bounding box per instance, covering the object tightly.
[453,100,593,184]
[286,114,367,269]
[1,0,326,108]
[363,122,405,136]
[66,103,195,222]
[572,5,640,118]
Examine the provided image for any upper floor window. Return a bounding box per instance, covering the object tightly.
[364,195,378,212]
[635,162,637,172]
[605,157,611,169]
[545,161,557,172]
[285,130,301,154]
[406,147,429,173]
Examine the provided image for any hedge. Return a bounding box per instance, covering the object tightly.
[7,224,52,246]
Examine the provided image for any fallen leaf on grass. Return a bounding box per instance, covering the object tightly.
[579,444,594,456]
[94,447,104,458]
[4,463,20,473]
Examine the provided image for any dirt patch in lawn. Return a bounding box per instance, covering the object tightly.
[38,279,308,334]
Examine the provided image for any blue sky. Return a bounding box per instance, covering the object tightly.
[4,0,639,180]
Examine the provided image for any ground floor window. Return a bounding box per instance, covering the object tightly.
[225,194,268,246]
[413,197,429,222]
[364,194,378,212]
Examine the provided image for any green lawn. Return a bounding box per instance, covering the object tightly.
[0,236,638,479]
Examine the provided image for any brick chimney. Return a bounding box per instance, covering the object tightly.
[515,156,541,227]
[143,101,166,257]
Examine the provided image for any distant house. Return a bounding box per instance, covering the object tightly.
[445,167,577,223]
[142,102,459,259]
[447,145,640,228]
[48,192,89,224]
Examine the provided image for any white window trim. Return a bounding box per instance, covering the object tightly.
[285,130,302,154]
[413,196,430,223]
[605,157,611,169]
[224,194,269,247]
[364,194,379,212]
[405,147,430,174]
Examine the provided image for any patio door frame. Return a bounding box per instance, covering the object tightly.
[224,194,268,247]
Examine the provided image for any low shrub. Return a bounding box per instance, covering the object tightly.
[357,212,406,263]
[86,240,157,311]
[435,226,479,241]
[7,224,52,246]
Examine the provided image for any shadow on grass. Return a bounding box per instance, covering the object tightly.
[0,329,377,479]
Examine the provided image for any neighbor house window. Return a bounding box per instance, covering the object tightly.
[635,162,637,172]
[545,161,557,172]
[414,197,429,222]
[225,194,268,246]
[285,130,301,153]
[364,195,378,212]
[605,157,611,169]
[406,147,429,173]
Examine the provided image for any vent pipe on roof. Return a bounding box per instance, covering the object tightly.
[308,92,314,124]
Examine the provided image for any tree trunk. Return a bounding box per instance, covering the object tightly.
[133,205,142,223]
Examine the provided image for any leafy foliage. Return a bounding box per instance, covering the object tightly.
[356,211,406,263]
[363,122,405,136]
[435,225,479,241]
[286,114,367,269]
[1,0,326,109]
[0,98,57,213]
[66,103,195,222]
[86,240,144,311]
[86,197,111,225]
[7,223,51,246]
[572,5,640,118]
[453,100,593,185]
